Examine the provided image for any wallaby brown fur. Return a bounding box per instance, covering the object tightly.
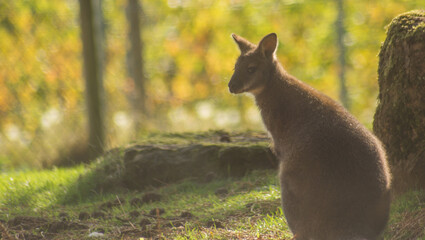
[229,33,391,240]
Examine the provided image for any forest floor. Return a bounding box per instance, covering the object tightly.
[1,132,425,240]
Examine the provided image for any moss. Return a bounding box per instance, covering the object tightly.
[386,10,425,36]
[68,131,276,193]
[380,10,425,68]
[374,10,425,192]
[131,130,271,149]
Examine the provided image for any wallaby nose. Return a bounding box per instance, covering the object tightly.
[228,81,235,93]
[228,81,239,94]
[228,75,240,93]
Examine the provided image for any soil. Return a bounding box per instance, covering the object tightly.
[2,209,202,239]
[206,219,225,228]
[149,207,165,216]
[5,216,89,239]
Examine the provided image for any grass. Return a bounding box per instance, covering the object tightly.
[383,191,425,240]
[0,166,87,214]
[1,158,424,239]
[0,161,293,239]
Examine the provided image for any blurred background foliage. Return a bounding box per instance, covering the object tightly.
[0,0,423,169]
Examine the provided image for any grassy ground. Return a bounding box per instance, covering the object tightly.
[0,165,292,239]
[1,156,424,239]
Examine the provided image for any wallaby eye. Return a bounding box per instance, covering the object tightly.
[247,66,256,74]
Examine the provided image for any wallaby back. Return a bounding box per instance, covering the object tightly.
[229,33,391,240]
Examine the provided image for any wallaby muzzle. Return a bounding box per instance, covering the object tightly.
[228,74,244,94]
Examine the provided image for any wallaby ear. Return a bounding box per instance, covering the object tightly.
[231,33,256,54]
[258,33,278,59]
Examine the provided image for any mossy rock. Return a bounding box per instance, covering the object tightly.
[94,131,278,191]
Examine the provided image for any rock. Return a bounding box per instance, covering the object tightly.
[217,145,277,178]
[123,144,221,189]
[122,132,278,190]
[124,149,139,162]
[87,131,278,192]
[88,232,104,238]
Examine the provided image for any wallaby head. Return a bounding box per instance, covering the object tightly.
[229,33,278,95]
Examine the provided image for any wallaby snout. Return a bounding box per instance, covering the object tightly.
[228,74,244,94]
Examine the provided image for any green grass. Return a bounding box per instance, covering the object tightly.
[0,166,87,214]
[0,160,292,239]
[383,191,425,240]
[0,160,424,239]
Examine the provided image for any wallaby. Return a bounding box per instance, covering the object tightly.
[229,33,391,240]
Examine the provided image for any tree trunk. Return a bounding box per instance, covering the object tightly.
[335,0,349,109]
[126,0,147,128]
[79,0,105,158]
[373,10,425,193]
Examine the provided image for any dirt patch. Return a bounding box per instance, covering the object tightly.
[45,220,88,233]
[206,219,225,229]
[8,216,48,230]
[5,215,90,239]
[149,208,165,216]
[3,197,285,239]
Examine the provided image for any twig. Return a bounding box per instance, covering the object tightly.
[116,195,127,216]
[128,221,137,229]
